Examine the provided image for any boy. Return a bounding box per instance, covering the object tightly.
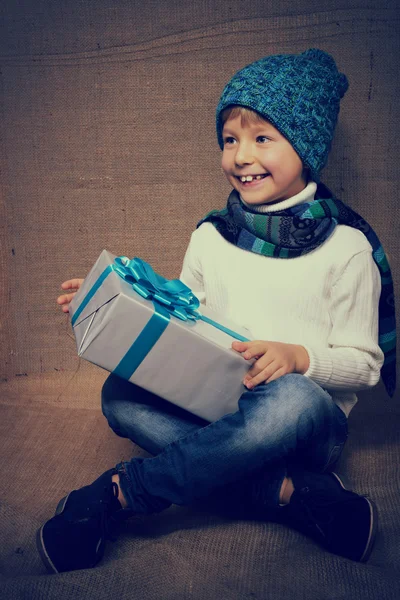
[38,49,396,573]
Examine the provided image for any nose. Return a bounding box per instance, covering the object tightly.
[234,141,254,166]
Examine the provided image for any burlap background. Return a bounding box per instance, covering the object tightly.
[1,1,399,598]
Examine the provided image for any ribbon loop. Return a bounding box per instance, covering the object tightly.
[114,256,201,321]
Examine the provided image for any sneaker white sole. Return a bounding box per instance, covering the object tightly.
[36,493,71,574]
[36,526,60,574]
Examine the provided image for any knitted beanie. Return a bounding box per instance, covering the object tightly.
[216,49,349,182]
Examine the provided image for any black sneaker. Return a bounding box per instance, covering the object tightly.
[36,468,134,573]
[279,469,378,562]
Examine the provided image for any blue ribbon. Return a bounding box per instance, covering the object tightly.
[72,256,249,380]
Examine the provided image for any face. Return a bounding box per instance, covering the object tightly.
[221,114,307,206]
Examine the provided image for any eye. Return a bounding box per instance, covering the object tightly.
[256,135,270,144]
[223,136,236,146]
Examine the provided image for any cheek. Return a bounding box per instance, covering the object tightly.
[274,151,303,179]
[221,153,229,170]
[221,153,233,176]
[285,149,304,175]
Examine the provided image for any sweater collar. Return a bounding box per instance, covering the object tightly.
[240,181,317,213]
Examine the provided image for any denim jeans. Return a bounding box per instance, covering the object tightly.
[101,373,348,518]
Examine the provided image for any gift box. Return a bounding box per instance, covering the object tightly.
[69,250,252,422]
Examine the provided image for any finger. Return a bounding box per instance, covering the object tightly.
[61,278,84,291]
[245,362,278,388]
[246,354,274,378]
[57,292,76,305]
[231,340,250,352]
[265,367,287,384]
[232,339,266,351]
[242,342,269,360]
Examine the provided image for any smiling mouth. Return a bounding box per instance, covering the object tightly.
[236,174,269,183]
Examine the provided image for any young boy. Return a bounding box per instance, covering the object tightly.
[38,49,396,573]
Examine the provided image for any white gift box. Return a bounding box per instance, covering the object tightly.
[69,250,252,422]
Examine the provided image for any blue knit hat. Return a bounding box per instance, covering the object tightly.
[216,49,349,182]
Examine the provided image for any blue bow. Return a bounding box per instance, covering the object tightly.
[113,256,201,322]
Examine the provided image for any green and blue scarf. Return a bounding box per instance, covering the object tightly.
[198,184,396,397]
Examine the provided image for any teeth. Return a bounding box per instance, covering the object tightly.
[240,174,265,182]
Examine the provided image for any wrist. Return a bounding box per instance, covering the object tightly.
[294,345,310,375]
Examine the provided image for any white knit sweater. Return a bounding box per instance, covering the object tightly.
[179,182,384,416]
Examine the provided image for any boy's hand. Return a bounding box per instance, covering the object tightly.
[57,279,84,313]
[232,340,310,388]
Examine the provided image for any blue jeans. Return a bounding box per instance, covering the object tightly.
[101,373,348,518]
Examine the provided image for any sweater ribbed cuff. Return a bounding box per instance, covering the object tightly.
[302,345,333,387]
[301,344,381,391]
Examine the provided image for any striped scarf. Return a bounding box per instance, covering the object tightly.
[198,184,396,397]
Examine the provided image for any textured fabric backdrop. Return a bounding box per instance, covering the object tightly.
[1,1,400,599]
[1,0,399,383]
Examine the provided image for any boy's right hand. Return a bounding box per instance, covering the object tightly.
[57,279,84,313]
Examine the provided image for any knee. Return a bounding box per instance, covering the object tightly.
[101,375,155,441]
[249,374,331,422]
[101,374,132,436]
[101,374,119,418]
[277,373,322,393]
[272,374,333,424]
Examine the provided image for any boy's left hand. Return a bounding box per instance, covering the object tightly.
[232,340,310,389]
